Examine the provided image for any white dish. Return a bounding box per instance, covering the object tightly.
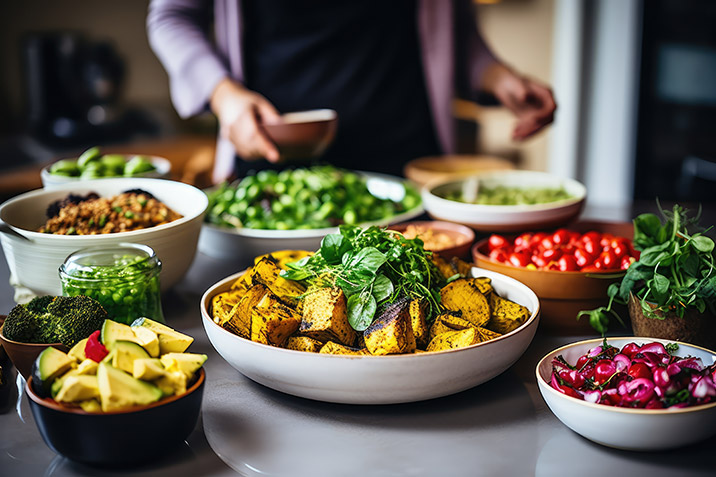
[536,337,716,451]
[422,170,586,233]
[198,172,424,260]
[41,155,171,188]
[0,178,207,298]
[201,266,540,405]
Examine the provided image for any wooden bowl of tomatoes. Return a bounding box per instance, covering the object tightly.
[472,220,637,334]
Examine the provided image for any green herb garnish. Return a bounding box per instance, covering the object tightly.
[280,225,446,331]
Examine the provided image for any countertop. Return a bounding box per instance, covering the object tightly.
[1,215,716,476]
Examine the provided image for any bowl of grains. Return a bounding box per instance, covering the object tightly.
[388,221,475,259]
[0,178,208,298]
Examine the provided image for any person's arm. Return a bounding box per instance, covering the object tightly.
[457,0,556,141]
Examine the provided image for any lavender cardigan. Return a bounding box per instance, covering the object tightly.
[147,0,497,179]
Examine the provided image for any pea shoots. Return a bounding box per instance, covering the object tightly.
[280,225,446,331]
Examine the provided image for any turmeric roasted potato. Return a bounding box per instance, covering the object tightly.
[486,293,530,335]
[286,335,324,353]
[319,341,370,355]
[440,278,491,328]
[364,300,416,355]
[300,287,356,346]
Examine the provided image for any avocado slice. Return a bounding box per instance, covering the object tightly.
[131,318,194,354]
[97,362,163,412]
[133,358,166,381]
[130,326,160,358]
[68,338,89,362]
[154,370,187,397]
[101,320,137,347]
[160,353,207,380]
[31,347,75,398]
[55,375,100,403]
[79,399,102,413]
[107,340,151,374]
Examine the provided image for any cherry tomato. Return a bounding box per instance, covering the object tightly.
[600,233,615,250]
[508,252,531,268]
[531,254,548,268]
[582,237,599,255]
[574,247,596,268]
[581,264,601,273]
[558,254,579,271]
[620,255,635,270]
[552,229,572,245]
[489,248,509,263]
[488,234,509,252]
[514,233,533,250]
[599,250,618,270]
[610,238,630,258]
[542,248,562,262]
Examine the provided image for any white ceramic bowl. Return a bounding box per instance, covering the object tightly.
[201,266,540,404]
[422,170,586,233]
[536,337,716,451]
[198,172,424,260]
[41,155,171,188]
[0,178,208,298]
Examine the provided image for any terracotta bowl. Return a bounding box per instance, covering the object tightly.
[472,220,634,334]
[26,368,205,466]
[403,155,515,188]
[262,109,338,161]
[388,220,475,259]
[0,321,67,379]
[629,294,716,350]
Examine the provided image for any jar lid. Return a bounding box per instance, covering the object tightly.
[59,243,160,280]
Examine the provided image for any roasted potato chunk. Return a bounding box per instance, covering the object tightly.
[230,267,253,294]
[256,250,313,270]
[319,341,370,355]
[285,335,324,353]
[300,287,356,346]
[408,299,429,349]
[251,292,302,347]
[431,254,457,280]
[428,313,476,342]
[449,257,474,278]
[211,290,243,325]
[486,293,530,334]
[426,328,479,352]
[222,284,270,338]
[440,278,491,328]
[251,256,306,305]
[364,301,416,355]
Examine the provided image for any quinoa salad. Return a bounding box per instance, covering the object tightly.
[38,190,182,235]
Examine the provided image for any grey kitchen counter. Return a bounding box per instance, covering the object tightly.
[1,229,715,477]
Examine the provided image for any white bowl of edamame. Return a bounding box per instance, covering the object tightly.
[198,168,424,263]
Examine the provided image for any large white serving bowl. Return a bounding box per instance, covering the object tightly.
[198,172,424,260]
[422,170,586,233]
[41,155,172,188]
[201,266,540,405]
[536,337,716,451]
[0,178,208,298]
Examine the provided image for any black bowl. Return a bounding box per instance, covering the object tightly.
[26,368,205,467]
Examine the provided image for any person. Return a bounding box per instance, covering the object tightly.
[147,0,556,183]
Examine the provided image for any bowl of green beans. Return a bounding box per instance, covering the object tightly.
[198,166,423,261]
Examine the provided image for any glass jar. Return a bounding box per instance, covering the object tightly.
[59,243,164,325]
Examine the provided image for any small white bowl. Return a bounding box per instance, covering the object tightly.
[198,172,424,261]
[536,337,716,451]
[41,155,171,189]
[0,178,208,297]
[201,266,540,405]
[422,170,586,233]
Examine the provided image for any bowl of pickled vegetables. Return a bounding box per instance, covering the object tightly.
[422,170,586,233]
[198,166,423,260]
[537,337,716,451]
[41,147,171,188]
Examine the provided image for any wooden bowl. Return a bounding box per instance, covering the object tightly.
[388,221,475,259]
[263,109,338,161]
[472,220,634,334]
[403,155,515,188]
[0,321,67,379]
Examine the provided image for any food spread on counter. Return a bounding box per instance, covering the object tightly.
[210,225,531,355]
[48,146,157,179]
[205,165,421,230]
[485,229,639,272]
[31,317,204,412]
[550,339,716,409]
[38,190,182,235]
[397,224,464,252]
[442,184,573,205]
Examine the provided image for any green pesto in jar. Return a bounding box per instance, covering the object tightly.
[59,243,164,325]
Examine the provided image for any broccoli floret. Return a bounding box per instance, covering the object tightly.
[2,303,44,343]
[47,296,108,348]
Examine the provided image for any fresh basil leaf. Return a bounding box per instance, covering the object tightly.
[632,213,663,250]
[639,243,670,267]
[680,252,700,278]
[337,269,375,295]
[372,274,393,303]
[344,247,387,275]
[321,233,351,265]
[691,235,714,253]
[649,273,670,301]
[279,268,310,281]
[347,292,376,331]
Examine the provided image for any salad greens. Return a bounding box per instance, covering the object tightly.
[579,203,716,334]
[280,225,447,331]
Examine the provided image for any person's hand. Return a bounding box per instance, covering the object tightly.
[210,78,282,162]
[483,63,556,141]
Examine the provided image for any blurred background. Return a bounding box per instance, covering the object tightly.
[0,0,714,216]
